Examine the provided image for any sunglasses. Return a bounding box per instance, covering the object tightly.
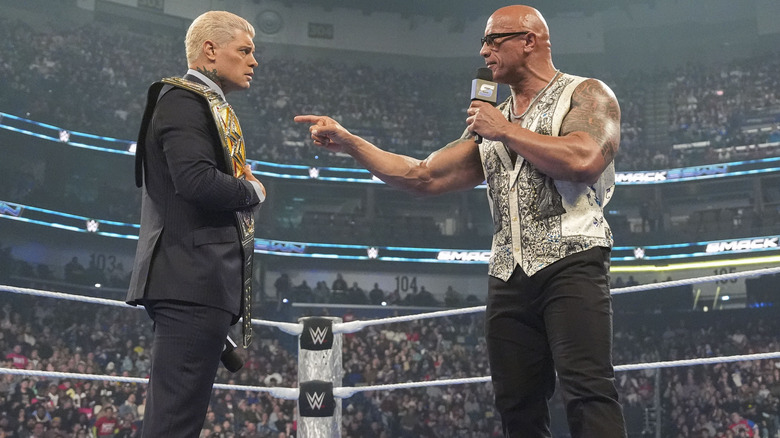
[481,31,530,48]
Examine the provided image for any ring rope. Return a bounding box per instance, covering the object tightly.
[3,265,780,403]
[335,306,485,334]
[337,264,780,331]
[3,263,780,337]
[4,350,780,400]
[0,284,301,335]
[335,351,780,398]
[0,367,300,400]
[1,285,128,307]
[611,265,780,294]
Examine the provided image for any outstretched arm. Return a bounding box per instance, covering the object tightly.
[294,115,485,196]
[466,78,620,184]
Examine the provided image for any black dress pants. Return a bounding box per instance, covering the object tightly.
[141,300,233,438]
[486,247,626,438]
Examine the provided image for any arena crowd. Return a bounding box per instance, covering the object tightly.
[2,10,780,438]
[2,258,780,437]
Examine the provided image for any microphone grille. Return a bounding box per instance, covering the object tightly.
[476,67,493,81]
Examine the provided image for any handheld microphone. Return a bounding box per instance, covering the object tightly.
[470,67,498,144]
[221,336,244,373]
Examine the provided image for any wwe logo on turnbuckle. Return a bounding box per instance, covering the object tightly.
[309,326,329,345]
[299,380,334,417]
[305,391,326,410]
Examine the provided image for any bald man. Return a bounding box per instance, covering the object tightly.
[296,5,625,437]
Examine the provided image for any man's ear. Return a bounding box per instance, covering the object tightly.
[523,33,537,52]
[203,40,218,61]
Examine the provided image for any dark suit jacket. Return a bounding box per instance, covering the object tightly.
[127,75,260,317]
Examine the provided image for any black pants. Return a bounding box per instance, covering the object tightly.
[486,248,626,438]
[141,300,233,438]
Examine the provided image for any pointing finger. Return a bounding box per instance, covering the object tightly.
[294,115,327,124]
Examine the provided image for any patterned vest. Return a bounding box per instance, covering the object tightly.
[478,72,614,281]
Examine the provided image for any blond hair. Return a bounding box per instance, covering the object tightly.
[185,11,255,65]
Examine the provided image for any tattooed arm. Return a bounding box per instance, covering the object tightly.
[558,79,621,175]
[468,78,620,184]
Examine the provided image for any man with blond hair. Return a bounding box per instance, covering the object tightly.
[127,10,265,437]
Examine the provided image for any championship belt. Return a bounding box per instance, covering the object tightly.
[162,77,256,347]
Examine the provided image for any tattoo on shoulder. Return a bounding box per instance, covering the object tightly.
[560,80,621,164]
[195,67,222,88]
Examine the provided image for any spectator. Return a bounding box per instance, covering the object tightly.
[368,283,385,305]
[273,274,291,305]
[114,413,137,438]
[414,286,438,307]
[43,416,67,438]
[116,394,137,422]
[727,412,759,437]
[30,403,52,426]
[331,274,348,294]
[312,281,330,304]
[63,258,86,285]
[6,345,29,370]
[93,406,118,438]
[346,282,367,304]
[293,280,313,303]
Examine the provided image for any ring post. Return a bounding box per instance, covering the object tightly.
[297,316,342,437]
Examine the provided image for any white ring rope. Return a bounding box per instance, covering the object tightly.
[3,264,779,333]
[611,264,780,294]
[2,263,779,402]
[0,284,302,335]
[332,376,492,399]
[1,285,129,307]
[334,351,780,398]
[612,351,780,372]
[335,306,485,334]
[0,367,300,400]
[337,264,780,332]
[4,350,780,401]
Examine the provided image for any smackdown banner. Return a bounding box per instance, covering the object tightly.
[612,235,780,262]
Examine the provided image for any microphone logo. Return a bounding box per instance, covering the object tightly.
[470,67,497,144]
[478,83,496,99]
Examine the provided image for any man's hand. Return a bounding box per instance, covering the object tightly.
[244,164,266,199]
[466,101,511,142]
[293,115,355,153]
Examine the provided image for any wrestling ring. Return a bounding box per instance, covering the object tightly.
[3,264,780,437]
